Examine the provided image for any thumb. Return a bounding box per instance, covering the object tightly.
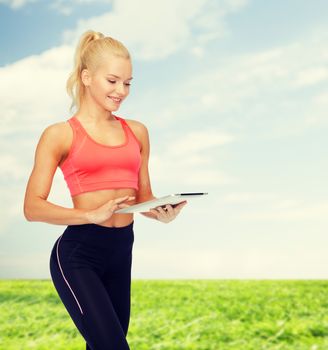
[117,203,130,209]
[114,195,135,204]
[112,203,133,212]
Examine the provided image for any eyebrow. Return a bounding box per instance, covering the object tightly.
[107,74,133,80]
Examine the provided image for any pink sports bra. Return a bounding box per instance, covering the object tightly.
[59,115,142,196]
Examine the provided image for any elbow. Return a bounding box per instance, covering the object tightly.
[23,204,34,221]
[23,199,40,222]
[24,195,47,222]
[23,189,46,221]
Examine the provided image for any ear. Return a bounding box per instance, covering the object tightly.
[81,69,91,87]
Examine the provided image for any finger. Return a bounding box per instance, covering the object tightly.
[116,203,130,209]
[104,198,125,210]
[150,209,159,218]
[157,205,171,212]
[114,196,135,204]
[176,201,187,210]
[109,204,118,213]
[157,206,169,216]
[165,205,175,215]
[152,206,162,212]
[110,196,128,205]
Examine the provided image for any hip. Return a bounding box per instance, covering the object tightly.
[51,221,134,275]
[52,221,134,261]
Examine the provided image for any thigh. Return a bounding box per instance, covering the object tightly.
[78,269,130,350]
[103,253,133,336]
[50,235,130,350]
[50,245,85,335]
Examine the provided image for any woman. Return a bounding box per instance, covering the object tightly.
[23,30,187,350]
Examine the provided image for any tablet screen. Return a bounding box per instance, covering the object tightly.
[115,192,208,213]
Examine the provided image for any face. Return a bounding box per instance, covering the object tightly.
[82,55,133,112]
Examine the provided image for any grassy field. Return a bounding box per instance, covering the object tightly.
[1,280,328,349]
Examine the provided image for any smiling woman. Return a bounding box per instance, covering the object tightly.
[23,29,187,350]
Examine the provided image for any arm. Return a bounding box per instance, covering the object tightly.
[23,123,132,225]
[23,123,89,225]
[130,120,187,223]
[129,121,158,220]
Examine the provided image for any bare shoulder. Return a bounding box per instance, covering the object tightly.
[124,118,148,134]
[43,120,71,136]
[37,120,72,157]
[124,119,149,149]
[124,118,149,139]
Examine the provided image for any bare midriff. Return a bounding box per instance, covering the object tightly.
[71,188,138,227]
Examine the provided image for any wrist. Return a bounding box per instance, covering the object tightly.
[84,209,94,224]
[140,211,158,220]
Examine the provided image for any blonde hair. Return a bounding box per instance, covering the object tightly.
[66,30,131,111]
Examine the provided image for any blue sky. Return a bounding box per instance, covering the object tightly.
[0,0,327,279]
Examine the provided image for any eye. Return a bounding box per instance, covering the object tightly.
[107,80,131,86]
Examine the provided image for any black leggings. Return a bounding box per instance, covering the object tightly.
[49,221,134,350]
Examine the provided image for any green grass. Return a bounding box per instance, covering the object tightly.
[1,280,328,349]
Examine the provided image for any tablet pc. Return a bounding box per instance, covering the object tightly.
[115,192,208,213]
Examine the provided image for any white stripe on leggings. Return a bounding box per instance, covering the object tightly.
[56,234,84,315]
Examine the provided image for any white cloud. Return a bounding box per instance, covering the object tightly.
[1,0,327,279]
[166,130,234,156]
[301,90,328,127]
[0,0,244,192]
[0,0,247,236]
[238,200,328,221]
[0,183,25,234]
[293,67,328,87]
[149,129,236,188]
[313,91,328,105]
[156,28,328,138]
[0,44,73,135]
[223,192,328,222]
[2,244,328,279]
[133,246,328,279]
[0,0,113,11]
[150,153,232,188]
[190,46,205,58]
[62,0,248,60]
[0,252,50,278]
[1,14,326,175]
[50,0,113,16]
[0,155,27,180]
[224,192,279,203]
[0,0,35,9]
[0,45,74,234]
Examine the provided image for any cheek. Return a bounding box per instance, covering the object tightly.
[97,80,108,92]
[91,81,111,97]
[101,80,112,91]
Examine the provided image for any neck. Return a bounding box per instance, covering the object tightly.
[77,99,116,123]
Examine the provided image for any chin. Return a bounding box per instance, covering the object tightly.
[106,101,122,111]
[103,104,119,112]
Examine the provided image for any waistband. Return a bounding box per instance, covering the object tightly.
[64,220,134,235]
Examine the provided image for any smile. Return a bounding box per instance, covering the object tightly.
[108,96,122,103]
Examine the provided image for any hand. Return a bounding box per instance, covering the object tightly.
[85,195,135,224]
[149,201,188,223]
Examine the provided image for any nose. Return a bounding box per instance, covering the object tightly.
[115,82,128,96]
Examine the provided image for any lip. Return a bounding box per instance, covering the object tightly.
[108,96,122,103]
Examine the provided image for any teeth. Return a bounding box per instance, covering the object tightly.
[110,97,121,102]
